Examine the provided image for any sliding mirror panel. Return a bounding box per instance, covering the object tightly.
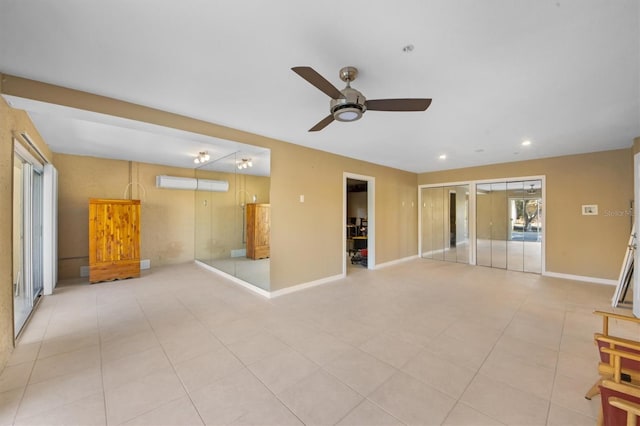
[522,180,543,273]
[506,179,543,273]
[476,183,492,267]
[442,185,470,263]
[477,179,543,273]
[420,185,469,263]
[432,187,445,260]
[490,183,508,269]
[476,182,508,269]
[507,181,525,271]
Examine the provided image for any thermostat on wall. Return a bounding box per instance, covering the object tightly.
[582,205,598,215]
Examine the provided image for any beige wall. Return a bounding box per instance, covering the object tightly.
[1,75,419,292]
[419,149,633,280]
[0,90,53,370]
[268,143,418,289]
[57,148,417,290]
[2,73,633,372]
[54,145,417,291]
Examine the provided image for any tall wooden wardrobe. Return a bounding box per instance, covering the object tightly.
[89,198,141,283]
[246,203,270,259]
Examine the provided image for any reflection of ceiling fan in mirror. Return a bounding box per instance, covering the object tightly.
[291,66,432,132]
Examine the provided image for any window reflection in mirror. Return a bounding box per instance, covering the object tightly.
[194,148,271,290]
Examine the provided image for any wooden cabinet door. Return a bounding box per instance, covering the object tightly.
[246,203,270,259]
[89,198,140,283]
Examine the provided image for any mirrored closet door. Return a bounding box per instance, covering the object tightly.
[476,179,543,272]
[420,184,470,263]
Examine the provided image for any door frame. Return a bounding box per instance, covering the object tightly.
[343,172,375,274]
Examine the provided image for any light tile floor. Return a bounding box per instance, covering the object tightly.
[1,260,638,425]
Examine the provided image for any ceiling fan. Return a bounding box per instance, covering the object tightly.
[292,66,432,132]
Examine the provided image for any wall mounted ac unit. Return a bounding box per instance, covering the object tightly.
[156,175,229,192]
[197,179,229,192]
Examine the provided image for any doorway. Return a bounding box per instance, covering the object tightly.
[343,173,375,274]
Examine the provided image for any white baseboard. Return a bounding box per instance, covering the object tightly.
[195,260,344,299]
[195,260,271,298]
[269,274,344,298]
[375,255,419,269]
[543,271,618,286]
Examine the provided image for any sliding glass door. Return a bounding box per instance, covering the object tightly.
[13,148,44,337]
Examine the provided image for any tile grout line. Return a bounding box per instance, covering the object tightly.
[544,307,568,425]
[8,293,58,425]
[94,291,109,426]
[124,289,209,426]
[175,292,310,425]
[436,288,532,425]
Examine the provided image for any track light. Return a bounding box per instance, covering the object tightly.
[194,151,210,164]
[236,158,253,169]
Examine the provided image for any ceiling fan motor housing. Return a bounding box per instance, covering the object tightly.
[331,87,367,122]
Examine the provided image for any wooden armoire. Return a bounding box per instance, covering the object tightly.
[89,198,141,283]
[246,203,270,260]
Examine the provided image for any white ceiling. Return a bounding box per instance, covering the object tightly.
[0,1,638,174]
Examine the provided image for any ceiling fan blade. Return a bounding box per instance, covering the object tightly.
[309,114,335,132]
[292,66,345,100]
[365,98,432,111]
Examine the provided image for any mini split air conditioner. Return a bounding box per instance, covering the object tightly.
[156,175,229,192]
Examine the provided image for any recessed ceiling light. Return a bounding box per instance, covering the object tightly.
[439,154,447,160]
[522,140,531,146]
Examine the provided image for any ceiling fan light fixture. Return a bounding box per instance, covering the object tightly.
[292,65,431,132]
[333,105,363,122]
